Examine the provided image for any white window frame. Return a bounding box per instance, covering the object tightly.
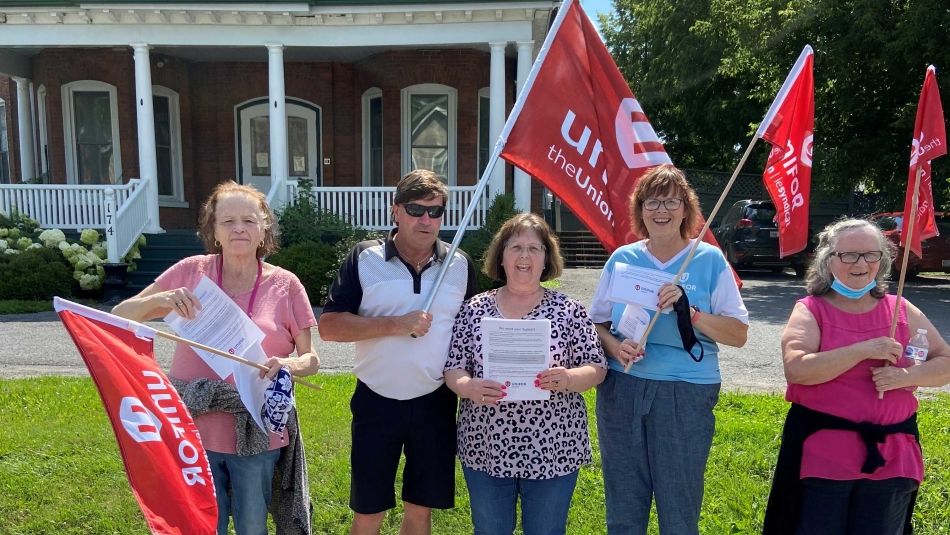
[400,83,457,185]
[0,98,8,184]
[62,80,122,184]
[36,85,49,180]
[362,87,383,187]
[152,85,187,207]
[477,86,491,178]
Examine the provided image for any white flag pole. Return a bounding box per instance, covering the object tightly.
[418,0,578,315]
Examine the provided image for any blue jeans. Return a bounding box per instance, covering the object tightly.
[208,448,281,535]
[596,370,720,535]
[462,464,579,535]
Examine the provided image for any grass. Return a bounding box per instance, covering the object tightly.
[0,299,53,314]
[1,376,949,534]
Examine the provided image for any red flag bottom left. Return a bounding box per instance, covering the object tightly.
[58,309,218,535]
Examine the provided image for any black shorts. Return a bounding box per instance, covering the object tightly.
[349,380,458,514]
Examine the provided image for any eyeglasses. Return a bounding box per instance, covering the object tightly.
[833,250,884,264]
[642,198,684,211]
[505,243,547,256]
[402,203,445,218]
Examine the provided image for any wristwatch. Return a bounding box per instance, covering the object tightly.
[690,305,701,323]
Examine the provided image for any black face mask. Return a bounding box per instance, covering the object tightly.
[672,285,704,363]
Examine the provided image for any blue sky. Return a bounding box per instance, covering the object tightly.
[579,0,613,32]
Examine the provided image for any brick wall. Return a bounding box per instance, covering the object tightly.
[18,46,508,228]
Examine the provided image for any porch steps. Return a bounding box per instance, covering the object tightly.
[125,230,205,295]
[558,230,609,269]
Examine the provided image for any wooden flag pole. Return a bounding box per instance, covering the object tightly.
[155,330,321,391]
[623,136,761,372]
[878,165,923,399]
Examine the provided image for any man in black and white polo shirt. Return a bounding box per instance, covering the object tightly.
[319,169,478,535]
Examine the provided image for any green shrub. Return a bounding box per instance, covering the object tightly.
[459,193,519,292]
[0,208,40,236]
[277,179,370,247]
[268,241,339,305]
[0,247,74,300]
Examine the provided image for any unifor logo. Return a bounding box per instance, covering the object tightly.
[119,397,163,443]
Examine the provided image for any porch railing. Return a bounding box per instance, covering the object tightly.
[0,179,145,263]
[108,180,150,263]
[282,181,491,231]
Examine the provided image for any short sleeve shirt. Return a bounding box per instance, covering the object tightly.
[323,230,478,400]
[155,255,317,453]
[446,289,606,479]
[590,239,748,384]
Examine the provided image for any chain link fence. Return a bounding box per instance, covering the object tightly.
[684,168,896,230]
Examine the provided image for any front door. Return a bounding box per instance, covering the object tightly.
[237,98,322,194]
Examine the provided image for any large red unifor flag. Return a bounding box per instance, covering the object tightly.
[499,0,721,253]
[54,298,217,535]
[902,65,947,257]
[756,45,815,257]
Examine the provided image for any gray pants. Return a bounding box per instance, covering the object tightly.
[596,370,720,535]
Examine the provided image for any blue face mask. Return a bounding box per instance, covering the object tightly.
[831,277,877,299]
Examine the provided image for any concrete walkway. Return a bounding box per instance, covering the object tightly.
[3,269,948,393]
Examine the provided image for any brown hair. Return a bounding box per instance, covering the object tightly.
[393,169,449,206]
[197,181,279,258]
[482,212,564,283]
[628,164,702,240]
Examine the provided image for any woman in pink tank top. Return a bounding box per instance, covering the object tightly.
[113,182,320,535]
[762,219,950,535]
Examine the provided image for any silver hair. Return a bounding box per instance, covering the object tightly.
[805,218,895,297]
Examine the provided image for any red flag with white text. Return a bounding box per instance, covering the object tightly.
[756,45,814,257]
[499,0,722,252]
[902,65,947,257]
[55,299,217,535]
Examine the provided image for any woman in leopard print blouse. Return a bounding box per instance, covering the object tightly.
[444,213,606,535]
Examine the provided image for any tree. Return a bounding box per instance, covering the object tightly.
[602,0,950,209]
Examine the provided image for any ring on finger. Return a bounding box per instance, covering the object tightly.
[480,395,485,402]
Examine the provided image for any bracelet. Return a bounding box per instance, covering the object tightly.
[690,306,701,324]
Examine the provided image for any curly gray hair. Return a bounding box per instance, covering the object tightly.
[805,218,895,298]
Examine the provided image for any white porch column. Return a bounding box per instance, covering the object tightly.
[131,43,163,233]
[514,41,534,212]
[13,77,35,182]
[488,41,507,200]
[266,43,289,207]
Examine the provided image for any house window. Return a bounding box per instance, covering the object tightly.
[401,83,457,185]
[153,86,185,205]
[477,87,490,177]
[0,99,9,183]
[362,88,383,186]
[62,80,121,184]
[235,98,322,195]
[36,86,50,182]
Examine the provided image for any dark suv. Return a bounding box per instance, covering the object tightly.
[714,199,811,277]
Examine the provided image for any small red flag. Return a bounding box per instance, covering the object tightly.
[55,299,217,535]
[757,45,815,257]
[499,0,722,253]
[902,65,947,257]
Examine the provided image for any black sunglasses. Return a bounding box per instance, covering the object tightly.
[403,203,445,218]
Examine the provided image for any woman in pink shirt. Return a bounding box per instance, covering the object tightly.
[113,182,320,535]
[763,218,950,535]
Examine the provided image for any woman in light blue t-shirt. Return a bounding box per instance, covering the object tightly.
[590,164,749,535]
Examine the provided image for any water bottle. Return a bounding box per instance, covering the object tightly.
[904,328,929,365]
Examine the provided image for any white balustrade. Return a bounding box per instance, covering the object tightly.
[0,179,144,263]
[283,181,490,231]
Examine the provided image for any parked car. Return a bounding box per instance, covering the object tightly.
[868,211,950,278]
[713,199,812,277]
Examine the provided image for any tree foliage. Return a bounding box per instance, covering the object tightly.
[602,0,950,208]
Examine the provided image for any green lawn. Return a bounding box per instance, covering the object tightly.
[1,376,948,534]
